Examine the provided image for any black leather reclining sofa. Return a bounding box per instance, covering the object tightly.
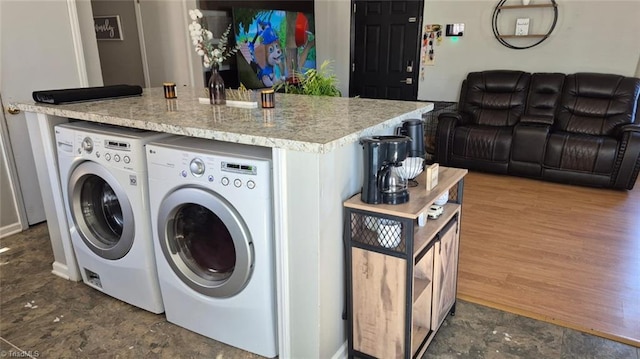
[436,70,640,189]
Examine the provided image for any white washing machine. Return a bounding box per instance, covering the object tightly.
[146,136,277,358]
[55,122,168,314]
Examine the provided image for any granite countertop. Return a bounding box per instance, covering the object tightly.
[16,87,433,153]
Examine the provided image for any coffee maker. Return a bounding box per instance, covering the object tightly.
[361,135,411,205]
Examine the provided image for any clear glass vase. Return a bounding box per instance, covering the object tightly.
[208,63,226,105]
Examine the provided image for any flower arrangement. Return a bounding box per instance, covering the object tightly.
[188,9,239,69]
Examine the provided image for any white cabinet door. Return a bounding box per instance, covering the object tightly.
[0,0,95,225]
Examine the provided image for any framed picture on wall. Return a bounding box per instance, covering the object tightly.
[233,8,316,89]
[94,15,123,41]
[515,18,530,36]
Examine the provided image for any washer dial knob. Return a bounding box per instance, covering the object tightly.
[190,158,205,177]
[81,137,93,153]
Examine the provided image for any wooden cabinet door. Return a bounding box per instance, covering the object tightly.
[352,248,407,358]
[432,218,459,328]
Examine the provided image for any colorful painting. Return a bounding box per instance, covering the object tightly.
[233,8,316,89]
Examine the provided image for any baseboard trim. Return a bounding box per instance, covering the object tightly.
[331,341,348,359]
[51,261,75,281]
[0,223,24,238]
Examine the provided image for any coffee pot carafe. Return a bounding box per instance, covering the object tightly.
[379,165,408,201]
[360,135,411,205]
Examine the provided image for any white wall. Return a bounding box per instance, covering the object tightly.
[77,0,103,87]
[418,0,640,102]
[315,0,351,97]
[138,0,197,88]
[92,0,145,87]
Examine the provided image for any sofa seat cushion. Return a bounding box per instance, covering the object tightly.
[544,131,618,174]
[452,125,513,162]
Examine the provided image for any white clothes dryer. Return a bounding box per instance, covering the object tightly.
[146,136,277,358]
[55,122,168,314]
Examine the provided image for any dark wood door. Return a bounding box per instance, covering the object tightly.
[350,0,423,100]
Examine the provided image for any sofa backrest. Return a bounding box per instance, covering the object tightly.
[556,73,640,136]
[525,73,565,118]
[460,70,531,127]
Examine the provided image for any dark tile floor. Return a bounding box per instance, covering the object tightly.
[1,223,638,358]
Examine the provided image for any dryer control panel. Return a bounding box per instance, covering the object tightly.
[147,142,272,203]
[176,155,264,194]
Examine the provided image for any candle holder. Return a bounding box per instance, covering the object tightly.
[261,89,275,108]
[163,82,177,99]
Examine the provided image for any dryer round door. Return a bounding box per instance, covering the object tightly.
[157,187,254,298]
[68,161,135,260]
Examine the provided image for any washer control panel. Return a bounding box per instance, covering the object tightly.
[56,128,142,172]
[56,123,170,176]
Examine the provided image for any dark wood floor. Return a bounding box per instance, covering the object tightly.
[457,171,640,347]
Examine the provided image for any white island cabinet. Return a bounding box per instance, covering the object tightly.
[15,87,432,359]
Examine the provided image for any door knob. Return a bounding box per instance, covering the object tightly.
[400,78,413,85]
[7,106,20,115]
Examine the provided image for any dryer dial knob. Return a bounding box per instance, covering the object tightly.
[190,158,205,177]
[82,137,93,153]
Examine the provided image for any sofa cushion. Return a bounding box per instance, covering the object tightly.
[556,73,640,136]
[461,70,531,127]
[452,125,513,162]
[544,132,618,174]
[525,72,565,118]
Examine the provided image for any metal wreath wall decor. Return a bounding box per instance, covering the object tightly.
[492,0,558,49]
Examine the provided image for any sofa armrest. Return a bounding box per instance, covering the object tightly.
[438,111,471,125]
[510,121,551,177]
[520,114,555,126]
[613,127,640,189]
[435,112,463,165]
[616,124,640,136]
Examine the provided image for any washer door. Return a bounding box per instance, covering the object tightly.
[68,161,135,260]
[157,187,253,298]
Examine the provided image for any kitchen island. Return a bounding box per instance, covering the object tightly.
[16,87,432,358]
